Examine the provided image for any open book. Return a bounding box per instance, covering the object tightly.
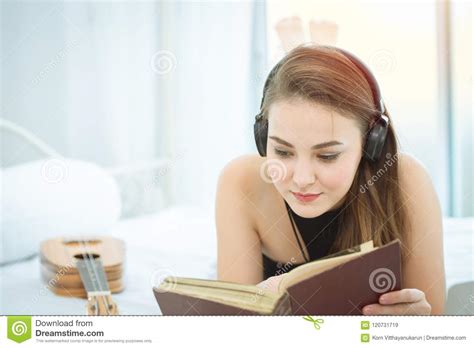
[153,239,401,315]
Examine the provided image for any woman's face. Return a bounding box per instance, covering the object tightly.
[265,98,363,218]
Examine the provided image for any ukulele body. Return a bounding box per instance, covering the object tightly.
[40,236,125,315]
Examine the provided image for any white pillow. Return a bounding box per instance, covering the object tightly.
[0,158,121,264]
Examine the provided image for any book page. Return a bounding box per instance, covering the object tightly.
[278,240,375,292]
[168,277,263,294]
[156,278,283,314]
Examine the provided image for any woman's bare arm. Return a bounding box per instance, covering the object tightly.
[215,156,264,285]
[398,153,446,314]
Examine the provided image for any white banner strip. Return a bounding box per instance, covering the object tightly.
[0,316,473,347]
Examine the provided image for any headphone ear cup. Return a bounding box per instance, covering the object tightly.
[364,115,389,162]
[254,116,268,157]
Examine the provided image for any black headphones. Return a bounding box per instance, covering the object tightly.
[254,46,389,162]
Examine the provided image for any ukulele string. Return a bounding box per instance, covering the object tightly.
[79,238,111,315]
[81,239,111,315]
[77,238,100,314]
[64,238,100,315]
[85,238,112,315]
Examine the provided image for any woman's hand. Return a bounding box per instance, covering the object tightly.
[362,288,432,315]
[256,275,285,293]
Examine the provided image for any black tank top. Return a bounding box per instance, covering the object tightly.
[262,199,343,279]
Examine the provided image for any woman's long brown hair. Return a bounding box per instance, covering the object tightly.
[261,44,409,259]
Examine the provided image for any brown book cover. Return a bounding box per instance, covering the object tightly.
[153,240,401,315]
[286,239,401,314]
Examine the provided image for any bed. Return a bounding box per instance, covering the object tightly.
[0,119,218,315]
[0,205,217,315]
[1,209,472,315]
[0,121,472,314]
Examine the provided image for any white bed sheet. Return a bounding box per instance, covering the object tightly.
[0,205,217,315]
[1,210,472,315]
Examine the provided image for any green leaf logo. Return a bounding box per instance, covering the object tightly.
[302,315,324,330]
[7,316,32,343]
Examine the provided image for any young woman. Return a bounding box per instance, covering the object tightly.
[215,44,445,315]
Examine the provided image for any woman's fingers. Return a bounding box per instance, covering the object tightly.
[379,288,425,305]
[256,275,282,293]
[363,301,432,315]
[362,289,431,315]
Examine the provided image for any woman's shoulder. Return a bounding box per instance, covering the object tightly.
[218,154,267,195]
[217,154,276,228]
[396,151,441,230]
[396,152,432,190]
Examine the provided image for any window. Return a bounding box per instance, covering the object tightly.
[265,0,471,216]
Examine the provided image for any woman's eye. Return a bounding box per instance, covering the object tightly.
[274,149,292,157]
[318,153,340,162]
[274,150,340,160]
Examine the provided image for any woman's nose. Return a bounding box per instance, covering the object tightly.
[292,159,316,189]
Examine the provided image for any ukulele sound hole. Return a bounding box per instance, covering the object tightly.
[64,240,101,247]
[73,253,100,260]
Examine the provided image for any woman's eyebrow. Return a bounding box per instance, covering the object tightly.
[268,136,343,150]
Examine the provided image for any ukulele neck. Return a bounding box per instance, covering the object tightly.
[76,257,119,315]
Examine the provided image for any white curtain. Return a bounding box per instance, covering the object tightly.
[1,0,267,211]
[2,1,159,166]
[450,1,473,217]
[157,0,267,207]
[62,2,159,166]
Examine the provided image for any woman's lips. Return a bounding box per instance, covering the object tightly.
[291,191,322,203]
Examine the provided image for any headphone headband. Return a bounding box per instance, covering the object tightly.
[254,45,390,162]
[336,48,385,116]
[258,46,385,116]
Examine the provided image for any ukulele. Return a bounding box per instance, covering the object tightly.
[40,236,125,315]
